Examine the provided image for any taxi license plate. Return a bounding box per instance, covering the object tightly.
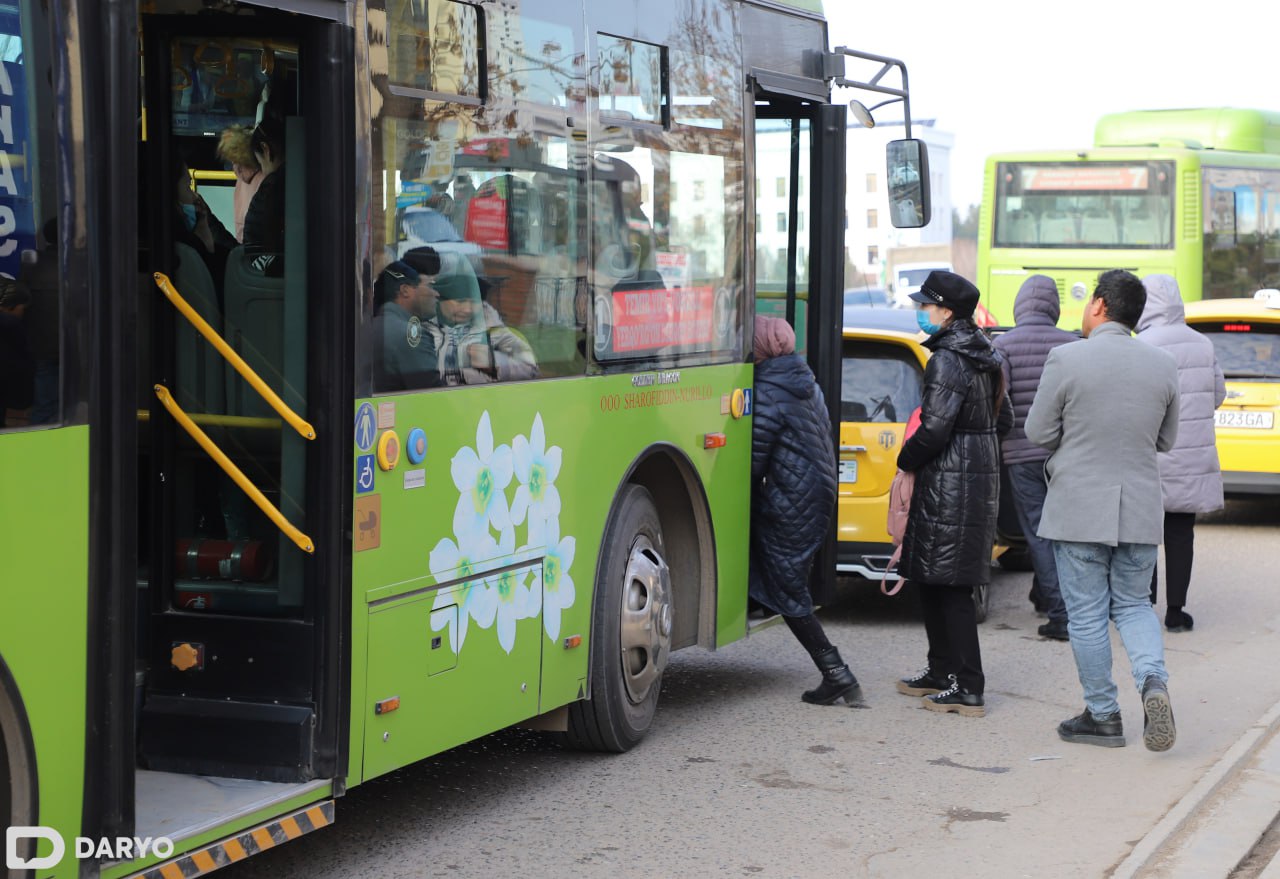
[839,460,858,484]
[1215,410,1275,430]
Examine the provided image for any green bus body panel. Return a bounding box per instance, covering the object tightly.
[1095,108,1280,153]
[0,426,90,869]
[977,145,1280,328]
[348,365,752,783]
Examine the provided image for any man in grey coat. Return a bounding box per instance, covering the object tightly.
[1025,270,1181,752]
[992,275,1078,640]
[1137,274,1226,633]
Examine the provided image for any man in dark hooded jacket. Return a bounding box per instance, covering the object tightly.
[992,275,1078,639]
[750,315,859,706]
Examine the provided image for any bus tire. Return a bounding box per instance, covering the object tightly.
[565,484,673,753]
[0,656,37,841]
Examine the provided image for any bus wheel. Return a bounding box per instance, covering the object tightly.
[565,484,672,752]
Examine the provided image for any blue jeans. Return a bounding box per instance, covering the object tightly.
[1052,541,1167,718]
[1007,461,1066,624]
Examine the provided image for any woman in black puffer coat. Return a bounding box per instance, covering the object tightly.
[895,272,1011,718]
[750,316,860,706]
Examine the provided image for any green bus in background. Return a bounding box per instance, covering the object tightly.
[0,0,928,876]
[977,107,1280,328]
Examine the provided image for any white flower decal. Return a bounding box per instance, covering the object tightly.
[451,411,514,539]
[511,414,563,544]
[429,526,499,653]
[490,528,534,653]
[431,410,576,655]
[541,517,576,642]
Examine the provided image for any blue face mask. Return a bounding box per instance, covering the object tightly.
[916,309,942,335]
[180,203,199,231]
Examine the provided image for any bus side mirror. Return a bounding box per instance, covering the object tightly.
[887,138,931,229]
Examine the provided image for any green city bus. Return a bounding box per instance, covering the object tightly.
[977,107,1280,328]
[0,1,925,876]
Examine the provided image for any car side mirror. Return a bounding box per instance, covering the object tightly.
[886,138,931,229]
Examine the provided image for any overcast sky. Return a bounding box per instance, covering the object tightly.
[824,1,1278,210]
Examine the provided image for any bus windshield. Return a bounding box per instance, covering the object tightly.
[993,160,1176,249]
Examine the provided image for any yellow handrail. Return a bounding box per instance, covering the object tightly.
[153,271,316,441]
[154,383,314,554]
[137,409,281,430]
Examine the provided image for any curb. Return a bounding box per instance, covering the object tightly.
[1112,696,1280,878]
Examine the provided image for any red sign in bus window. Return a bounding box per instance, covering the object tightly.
[1020,166,1150,191]
[611,286,715,353]
[464,193,508,250]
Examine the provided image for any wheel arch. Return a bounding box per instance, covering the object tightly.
[0,649,40,851]
[605,443,718,654]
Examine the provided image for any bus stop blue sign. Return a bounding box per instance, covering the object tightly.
[355,402,377,452]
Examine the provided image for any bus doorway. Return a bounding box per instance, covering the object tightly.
[122,2,352,847]
[752,98,847,605]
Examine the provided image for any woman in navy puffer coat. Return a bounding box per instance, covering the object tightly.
[750,316,860,705]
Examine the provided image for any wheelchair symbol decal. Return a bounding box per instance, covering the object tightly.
[356,455,376,493]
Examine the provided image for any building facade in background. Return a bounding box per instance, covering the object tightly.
[755,118,954,291]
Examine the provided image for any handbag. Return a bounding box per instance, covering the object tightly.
[881,406,922,596]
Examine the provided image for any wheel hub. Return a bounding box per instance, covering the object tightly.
[618,535,672,705]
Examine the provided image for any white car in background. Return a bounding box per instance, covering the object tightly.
[396,205,482,260]
[891,261,953,309]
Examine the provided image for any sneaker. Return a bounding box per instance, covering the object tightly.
[1058,709,1125,748]
[1165,610,1194,633]
[1037,620,1069,641]
[897,666,949,696]
[1141,676,1176,752]
[921,675,985,717]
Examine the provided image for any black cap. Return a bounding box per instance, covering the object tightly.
[402,246,441,277]
[374,260,421,303]
[908,270,980,318]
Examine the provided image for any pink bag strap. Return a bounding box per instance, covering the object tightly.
[881,544,905,596]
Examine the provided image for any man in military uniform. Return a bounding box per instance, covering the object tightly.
[369,260,441,391]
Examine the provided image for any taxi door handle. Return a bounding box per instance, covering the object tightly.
[839,445,867,453]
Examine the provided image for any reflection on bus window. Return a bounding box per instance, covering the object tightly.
[1,2,60,431]
[589,146,744,368]
[598,35,665,126]
[387,0,483,98]
[368,2,588,391]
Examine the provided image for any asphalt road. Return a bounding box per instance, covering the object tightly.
[224,497,1280,879]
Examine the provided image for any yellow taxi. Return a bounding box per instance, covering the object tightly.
[836,311,928,561]
[837,306,1012,621]
[1184,289,1280,495]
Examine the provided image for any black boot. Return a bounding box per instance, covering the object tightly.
[802,647,863,705]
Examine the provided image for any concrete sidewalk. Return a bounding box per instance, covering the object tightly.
[1116,695,1280,877]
